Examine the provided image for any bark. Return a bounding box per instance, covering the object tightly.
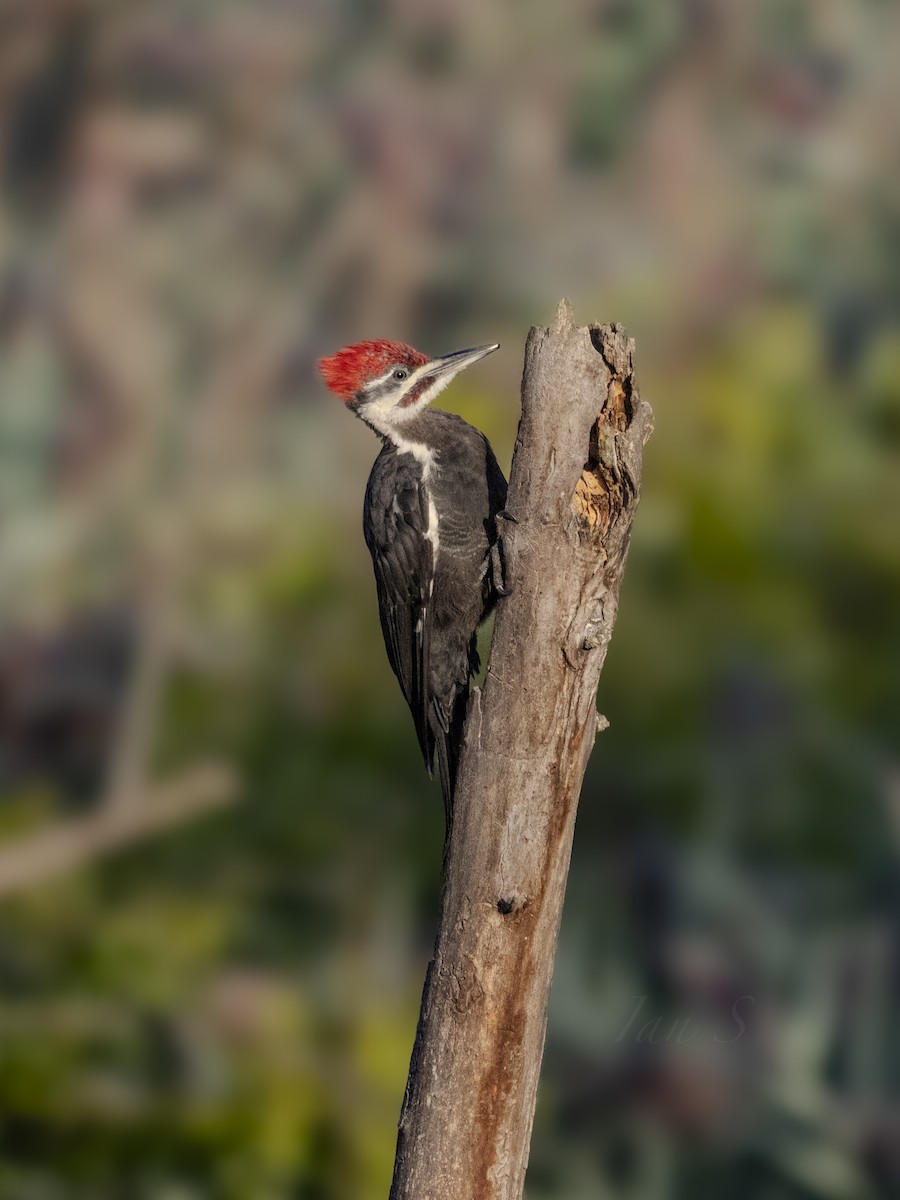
[389,299,654,1200]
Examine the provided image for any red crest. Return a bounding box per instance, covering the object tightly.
[318,340,429,402]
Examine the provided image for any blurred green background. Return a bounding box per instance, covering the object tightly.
[1,1,899,1197]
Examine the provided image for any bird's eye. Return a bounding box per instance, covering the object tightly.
[393,367,409,381]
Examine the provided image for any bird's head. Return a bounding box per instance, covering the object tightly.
[319,338,498,435]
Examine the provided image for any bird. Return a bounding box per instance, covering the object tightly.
[319,338,508,829]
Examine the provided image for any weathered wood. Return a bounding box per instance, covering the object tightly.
[389,300,653,1199]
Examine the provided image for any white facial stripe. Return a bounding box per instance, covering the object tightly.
[358,363,417,429]
[366,363,403,391]
[359,361,456,431]
[402,369,459,414]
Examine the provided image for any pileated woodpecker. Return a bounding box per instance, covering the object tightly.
[320,339,508,819]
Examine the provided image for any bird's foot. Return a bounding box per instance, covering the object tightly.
[490,537,512,597]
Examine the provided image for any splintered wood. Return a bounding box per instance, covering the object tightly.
[573,377,630,534]
[573,462,608,530]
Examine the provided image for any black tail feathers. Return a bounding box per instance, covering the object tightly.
[429,689,468,849]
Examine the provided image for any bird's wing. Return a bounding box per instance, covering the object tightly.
[363,452,436,774]
[485,436,509,517]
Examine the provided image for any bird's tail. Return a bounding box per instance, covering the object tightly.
[430,688,468,854]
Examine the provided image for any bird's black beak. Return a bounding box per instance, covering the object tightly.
[421,343,499,382]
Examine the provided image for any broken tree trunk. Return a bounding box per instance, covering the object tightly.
[389,299,654,1200]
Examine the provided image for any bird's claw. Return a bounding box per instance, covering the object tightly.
[490,538,511,597]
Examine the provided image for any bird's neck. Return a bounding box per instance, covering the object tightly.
[366,408,448,456]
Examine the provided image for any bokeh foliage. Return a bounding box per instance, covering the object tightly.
[1,1,899,1197]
